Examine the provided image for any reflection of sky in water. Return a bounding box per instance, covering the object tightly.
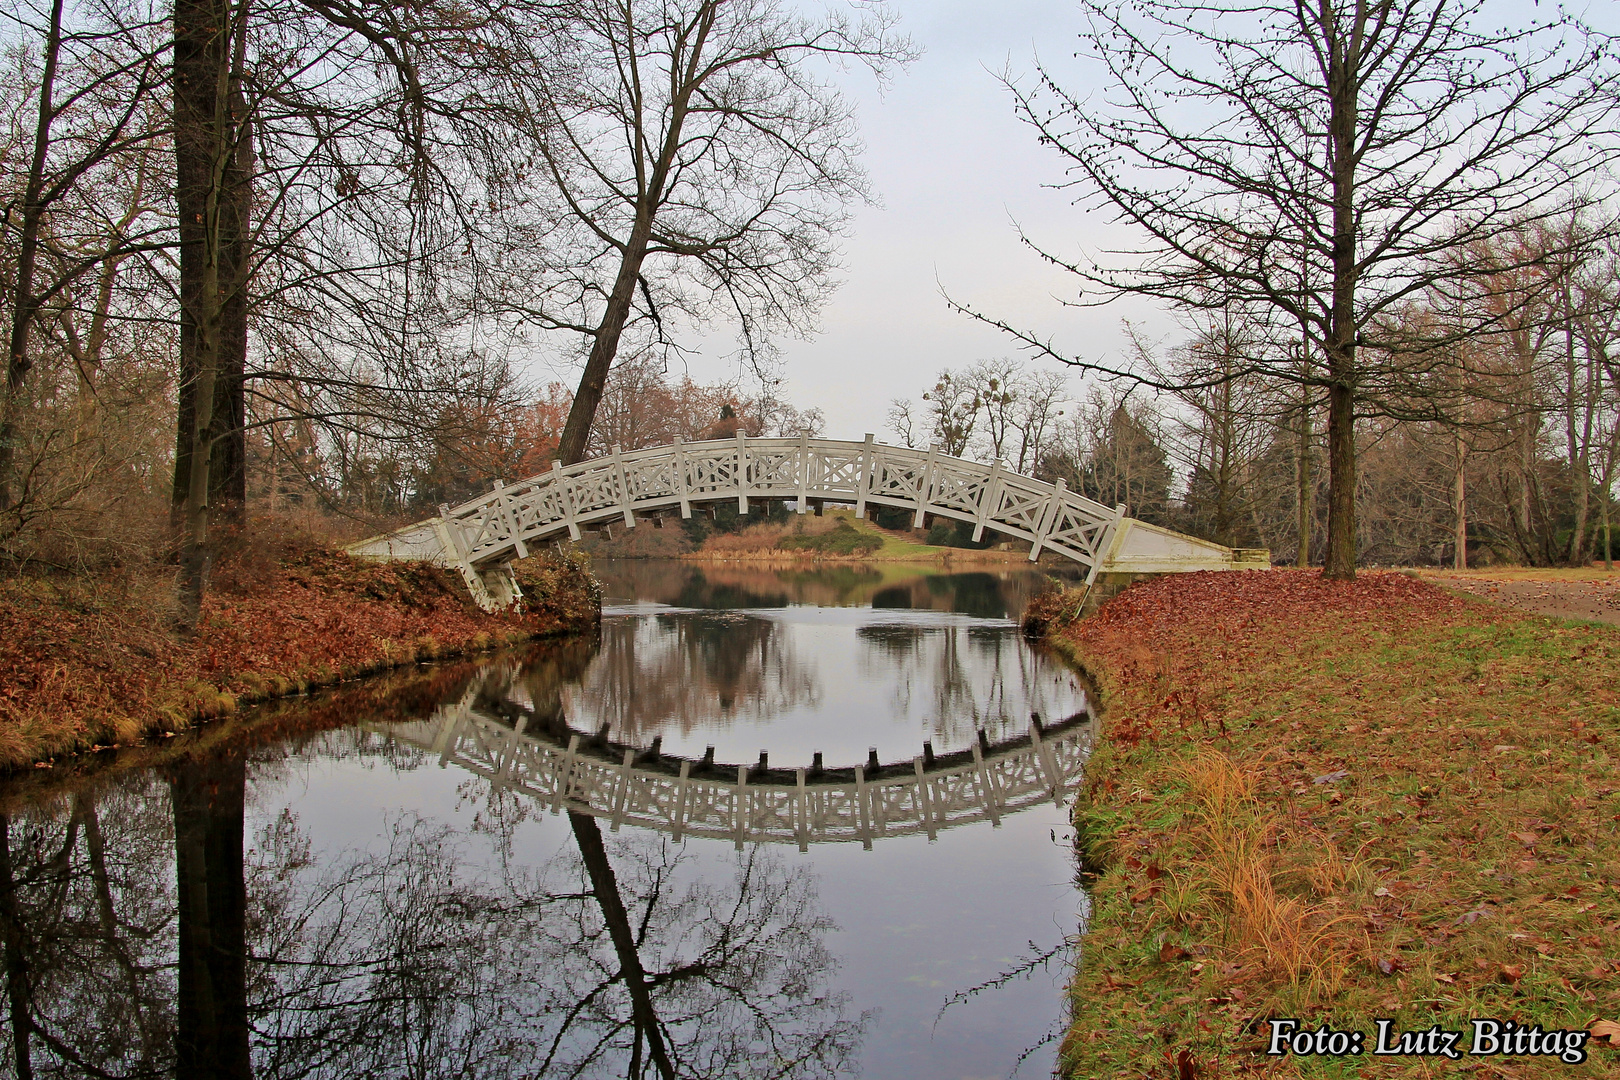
[562,601,1088,764]
[3,560,1085,1080]
[269,736,1080,1080]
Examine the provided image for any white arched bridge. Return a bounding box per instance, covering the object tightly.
[349,433,1268,609]
[375,671,1092,850]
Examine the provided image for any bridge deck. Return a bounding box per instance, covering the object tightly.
[348,434,1266,608]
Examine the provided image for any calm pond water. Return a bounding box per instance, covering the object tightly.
[0,560,1091,1079]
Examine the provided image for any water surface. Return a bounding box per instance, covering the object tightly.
[0,560,1090,1079]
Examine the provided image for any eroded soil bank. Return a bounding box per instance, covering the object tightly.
[1027,569,1620,1077]
[0,540,598,771]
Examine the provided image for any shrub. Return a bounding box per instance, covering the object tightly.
[776,520,881,555]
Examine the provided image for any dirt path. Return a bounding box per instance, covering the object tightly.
[1415,567,1620,626]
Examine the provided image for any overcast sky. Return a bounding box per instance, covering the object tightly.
[675,0,1144,440]
[615,0,1615,443]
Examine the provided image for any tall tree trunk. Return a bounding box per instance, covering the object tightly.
[1602,480,1613,570]
[1321,7,1359,581]
[1322,380,1356,578]
[1562,299,1590,565]
[553,6,716,468]
[212,13,253,528]
[556,210,656,466]
[1452,431,1468,570]
[1295,382,1312,566]
[172,0,248,630]
[0,0,65,516]
[171,752,252,1080]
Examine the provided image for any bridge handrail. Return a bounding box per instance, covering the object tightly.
[376,699,1090,850]
[360,435,1129,586]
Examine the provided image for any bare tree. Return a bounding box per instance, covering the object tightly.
[518,0,912,467]
[957,0,1620,577]
[0,0,168,525]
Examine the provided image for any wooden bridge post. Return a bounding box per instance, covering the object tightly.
[795,432,810,513]
[1030,722,1064,807]
[492,480,530,559]
[1084,503,1130,585]
[672,760,691,841]
[970,739,1003,826]
[913,444,941,529]
[551,734,580,813]
[854,433,874,520]
[854,764,872,850]
[735,430,750,514]
[611,747,634,831]
[610,445,637,528]
[432,506,494,607]
[734,765,749,850]
[972,458,1005,543]
[1028,477,1068,561]
[496,716,530,786]
[795,768,809,851]
[672,436,692,518]
[913,757,938,841]
[551,460,581,540]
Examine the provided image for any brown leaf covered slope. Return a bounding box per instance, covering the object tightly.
[0,546,598,770]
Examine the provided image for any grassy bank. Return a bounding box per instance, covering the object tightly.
[684,506,1038,563]
[0,537,598,771]
[1028,570,1620,1077]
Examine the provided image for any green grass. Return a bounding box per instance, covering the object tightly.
[1037,571,1620,1078]
[775,520,883,555]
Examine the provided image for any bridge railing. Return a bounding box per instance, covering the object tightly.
[381,433,1125,578]
[377,697,1090,850]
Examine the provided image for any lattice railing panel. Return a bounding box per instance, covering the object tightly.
[351,436,1151,593]
[377,706,1091,849]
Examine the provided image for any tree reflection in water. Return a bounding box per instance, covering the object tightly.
[856,621,1065,747]
[0,741,864,1079]
[569,614,820,742]
[0,778,176,1080]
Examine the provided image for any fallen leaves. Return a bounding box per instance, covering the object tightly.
[1042,566,1620,1076]
[1590,1020,1620,1045]
[1159,942,1193,963]
[0,546,598,768]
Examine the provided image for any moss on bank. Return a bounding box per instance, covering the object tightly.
[1029,570,1620,1078]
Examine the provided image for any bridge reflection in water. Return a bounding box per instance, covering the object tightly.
[382,665,1090,851]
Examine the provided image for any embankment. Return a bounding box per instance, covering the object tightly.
[0,543,598,771]
[1029,569,1619,1076]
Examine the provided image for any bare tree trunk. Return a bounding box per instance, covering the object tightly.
[1322,380,1356,578]
[1321,12,1359,581]
[1562,298,1591,565]
[171,752,252,1080]
[212,12,253,529]
[173,0,247,631]
[567,811,675,1079]
[0,0,65,515]
[1452,431,1468,570]
[1602,482,1613,570]
[556,208,656,466]
[1295,383,1312,566]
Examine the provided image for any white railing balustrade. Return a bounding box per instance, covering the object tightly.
[349,434,1268,609]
